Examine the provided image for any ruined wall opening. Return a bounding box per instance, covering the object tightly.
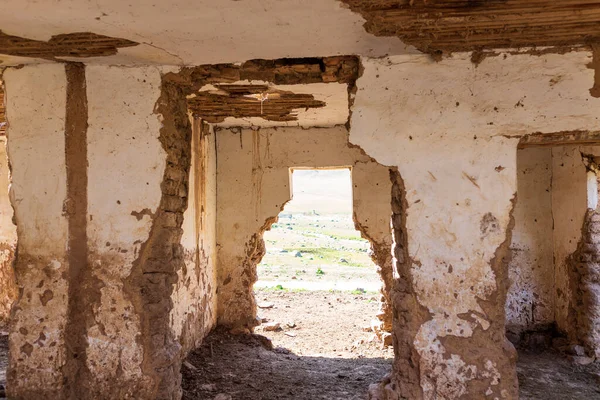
[254,167,391,348]
[182,125,397,399]
[508,145,600,398]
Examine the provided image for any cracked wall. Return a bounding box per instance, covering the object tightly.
[567,209,600,358]
[504,145,600,355]
[215,126,393,332]
[552,146,600,354]
[552,146,597,336]
[5,64,70,398]
[171,119,217,355]
[0,136,17,325]
[83,65,165,398]
[350,50,600,398]
[3,64,218,399]
[506,147,554,337]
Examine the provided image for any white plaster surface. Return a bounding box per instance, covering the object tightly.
[85,65,165,386]
[4,64,69,393]
[506,147,554,330]
[352,51,600,153]
[588,170,599,210]
[5,65,69,256]
[351,51,600,397]
[0,0,412,66]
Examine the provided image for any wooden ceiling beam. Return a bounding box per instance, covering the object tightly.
[339,0,600,52]
[518,130,600,148]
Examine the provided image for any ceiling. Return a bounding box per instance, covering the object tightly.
[0,0,412,66]
[340,0,600,53]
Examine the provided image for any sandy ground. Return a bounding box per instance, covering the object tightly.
[518,350,600,399]
[258,169,380,294]
[259,212,380,292]
[182,289,392,400]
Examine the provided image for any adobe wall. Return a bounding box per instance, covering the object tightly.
[351,50,600,399]
[506,147,554,334]
[552,145,600,356]
[552,146,596,334]
[0,136,17,325]
[171,119,218,355]
[5,64,70,398]
[3,63,217,399]
[215,126,394,331]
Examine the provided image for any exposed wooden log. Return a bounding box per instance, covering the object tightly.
[187,85,326,123]
[518,130,600,148]
[0,31,138,60]
[339,0,600,52]
[173,56,360,91]
[161,56,359,124]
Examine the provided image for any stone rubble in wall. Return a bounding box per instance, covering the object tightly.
[568,209,600,360]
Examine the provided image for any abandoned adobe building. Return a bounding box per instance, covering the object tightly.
[2,0,600,399]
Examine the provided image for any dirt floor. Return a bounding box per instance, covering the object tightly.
[517,350,600,399]
[182,289,392,400]
[182,289,600,400]
[0,294,599,399]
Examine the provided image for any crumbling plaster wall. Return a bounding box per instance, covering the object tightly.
[4,64,70,398]
[353,163,395,335]
[171,119,217,354]
[552,145,600,339]
[506,145,600,344]
[3,63,218,399]
[351,51,600,399]
[215,126,393,331]
[0,135,17,325]
[84,65,165,396]
[506,147,554,334]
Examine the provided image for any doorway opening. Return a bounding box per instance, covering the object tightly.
[183,163,395,400]
[508,145,600,399]
[254,168,389,354]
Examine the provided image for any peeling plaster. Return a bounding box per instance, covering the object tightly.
[85,65,165,396]
[4,64,69,398]
[0,0,412,66]
[216,126,393,331]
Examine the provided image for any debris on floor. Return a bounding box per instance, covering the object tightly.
[181,329,391,400]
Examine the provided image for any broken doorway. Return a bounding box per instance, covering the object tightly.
[255,168,389,352]
[508,145,600,399]
[183,126,396,400]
